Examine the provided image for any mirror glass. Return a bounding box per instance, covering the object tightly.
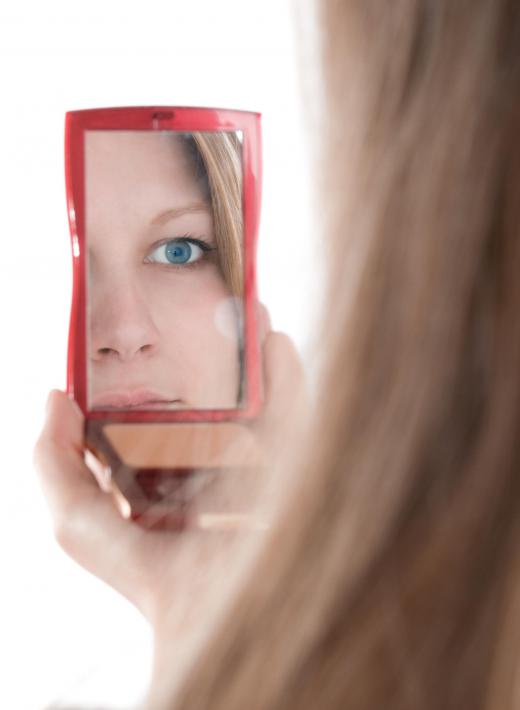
[85,130,244,411]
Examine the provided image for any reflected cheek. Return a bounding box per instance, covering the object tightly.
[144,269,234,330]
[144,271,241,404]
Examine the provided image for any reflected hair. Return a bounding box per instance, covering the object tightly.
[181,131,243,298]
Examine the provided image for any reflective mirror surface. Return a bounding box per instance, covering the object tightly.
[85,130,244,411]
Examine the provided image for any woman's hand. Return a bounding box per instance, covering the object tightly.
[33,331,305,632]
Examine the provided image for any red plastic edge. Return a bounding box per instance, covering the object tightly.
[65,106,262,424]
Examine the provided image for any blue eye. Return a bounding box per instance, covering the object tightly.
[146,238,208,266]
[165,241,194,264]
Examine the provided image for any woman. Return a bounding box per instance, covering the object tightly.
[87,129,245,411]
[36,1,520,709]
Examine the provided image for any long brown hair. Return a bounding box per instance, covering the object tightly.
[153,2,520,708]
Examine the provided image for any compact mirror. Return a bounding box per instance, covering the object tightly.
[85,129,245,412]
[65,108,262,518]
[66,107,262,423]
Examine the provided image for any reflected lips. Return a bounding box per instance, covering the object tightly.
[91,389,182,410]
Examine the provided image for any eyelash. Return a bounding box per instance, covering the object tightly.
[144,234,216,269]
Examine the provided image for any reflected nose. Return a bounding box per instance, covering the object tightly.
[90,281,160,363]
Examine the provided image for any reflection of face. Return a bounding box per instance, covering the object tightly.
[86,132,241,410]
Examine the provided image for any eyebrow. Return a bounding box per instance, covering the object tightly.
[151,202,211,226]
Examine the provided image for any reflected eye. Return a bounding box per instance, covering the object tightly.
[146,238,213,266]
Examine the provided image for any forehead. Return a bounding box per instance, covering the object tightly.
[85,131,205,223]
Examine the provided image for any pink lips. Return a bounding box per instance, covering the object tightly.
[91,388,181,410]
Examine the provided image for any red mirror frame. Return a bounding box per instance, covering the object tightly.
[65,106,263,425]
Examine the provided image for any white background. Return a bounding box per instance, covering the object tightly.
[0,1,319,707]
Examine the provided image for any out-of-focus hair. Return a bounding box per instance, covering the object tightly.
[154,2,520,708]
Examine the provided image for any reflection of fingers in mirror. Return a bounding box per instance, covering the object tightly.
[85,130,245,412]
